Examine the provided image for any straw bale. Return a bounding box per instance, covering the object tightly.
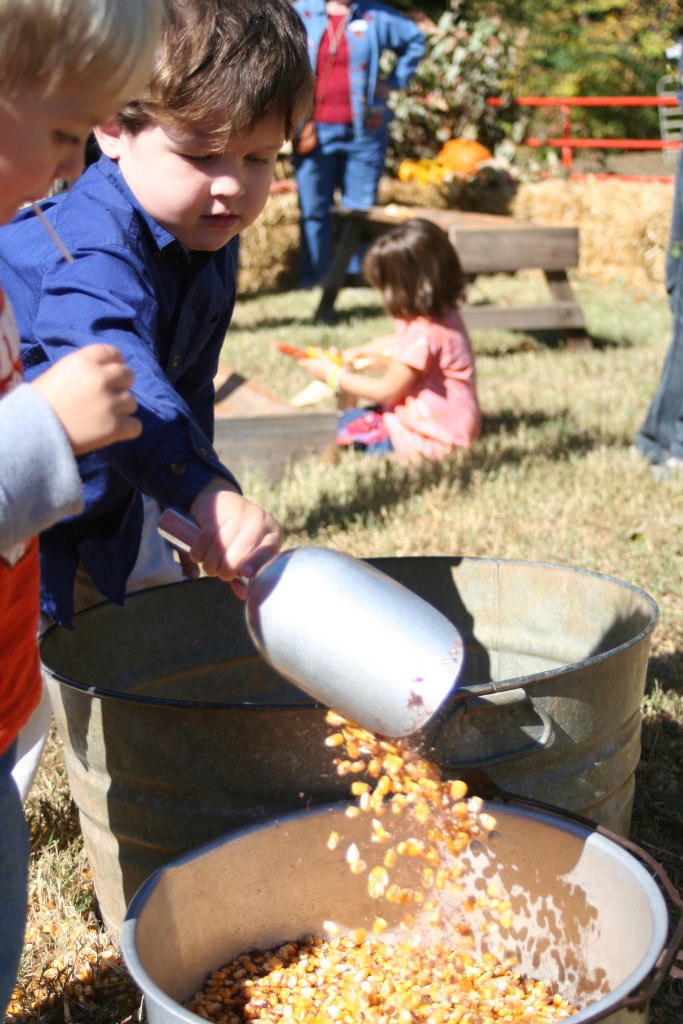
[238,189,300,293]
[237,175,674,293]
[510,177,673,289]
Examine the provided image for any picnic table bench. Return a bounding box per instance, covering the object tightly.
[314,206,591,350]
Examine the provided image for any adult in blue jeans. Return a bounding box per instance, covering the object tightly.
[292,0,425,286]
[634,32,683,478]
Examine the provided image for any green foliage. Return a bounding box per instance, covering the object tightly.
[467,0,680,140]
[383,1,680,167]
[386,0,519,170]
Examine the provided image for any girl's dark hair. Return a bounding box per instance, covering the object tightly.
[362,219,466,320]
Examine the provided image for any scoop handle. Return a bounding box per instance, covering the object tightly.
[157,507,249,586]
[158,507,201,554]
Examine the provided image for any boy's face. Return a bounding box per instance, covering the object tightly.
[98,113,285,252]
[0,87,112,225]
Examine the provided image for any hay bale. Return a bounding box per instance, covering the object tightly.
[378,169,516,216]
[510,178,673,289]
[237,174,674,293]
[237,189,300,293]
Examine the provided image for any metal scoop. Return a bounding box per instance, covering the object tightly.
[158,507,464,737]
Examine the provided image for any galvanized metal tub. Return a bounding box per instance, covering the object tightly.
[40,557,658,939]
[120,800,676,1024]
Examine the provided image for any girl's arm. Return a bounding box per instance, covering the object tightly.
[342,333,395,362]
[301,355,419,406]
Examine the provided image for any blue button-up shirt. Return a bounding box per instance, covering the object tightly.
[0,156,239,626]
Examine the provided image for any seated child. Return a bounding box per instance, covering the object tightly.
[300,218,482,461]
[0,0,314,796]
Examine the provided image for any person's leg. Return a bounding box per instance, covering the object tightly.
[635,250,683,464]
[293,123,349,285]
[10,686,53,802]
[634,147,683,464]
[0,742,29,1018]
[340,128,388,274]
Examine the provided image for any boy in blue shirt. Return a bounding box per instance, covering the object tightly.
[0,0,314,629]
[0,0,314,794]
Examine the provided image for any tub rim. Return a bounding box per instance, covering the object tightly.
[120,799,670,1024]
[40,556,659,711]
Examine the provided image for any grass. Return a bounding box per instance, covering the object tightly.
[7,271,683,1024]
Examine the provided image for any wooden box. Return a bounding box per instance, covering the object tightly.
[213,365,337,484]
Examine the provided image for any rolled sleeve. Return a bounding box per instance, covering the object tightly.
[23,225,238,509]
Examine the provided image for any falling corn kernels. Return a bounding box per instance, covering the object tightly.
[186,712,579,1024]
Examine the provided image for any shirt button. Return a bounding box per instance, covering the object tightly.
[172,354,181,368]
[199,447,214,459]
[170,460,186,476]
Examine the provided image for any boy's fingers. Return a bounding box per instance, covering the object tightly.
[85,342,127,365]
[118,415,143,441]
[230,578,249,601]
[196,524,281,583]
[114,389,138,414]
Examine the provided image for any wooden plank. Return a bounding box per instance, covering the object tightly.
[449,225,579,274]
[461,302,586,331]
[214,363,293,417]
[214,411,338,483]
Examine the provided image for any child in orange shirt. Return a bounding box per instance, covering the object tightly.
[0,0,166,1012]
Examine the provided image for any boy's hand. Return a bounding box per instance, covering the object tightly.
[188,482,284,597]
[31,344,141,455]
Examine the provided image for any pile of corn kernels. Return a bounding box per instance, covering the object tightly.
[185,713,578,1023]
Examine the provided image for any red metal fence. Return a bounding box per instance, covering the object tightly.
[487,95,681,181]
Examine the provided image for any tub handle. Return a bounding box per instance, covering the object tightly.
[463,774,683,1018]
[429,687,554,770]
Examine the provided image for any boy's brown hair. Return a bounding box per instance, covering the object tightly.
[0,0,164,101]
[363,218,467,320]
[117,0,314,144]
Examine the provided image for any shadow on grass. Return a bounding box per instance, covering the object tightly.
[26,791,81,856]
[631,650,683,924]
[474,330,622,356]
[284,409,630,537]
[285,454,473,537]
[478,407,611,462]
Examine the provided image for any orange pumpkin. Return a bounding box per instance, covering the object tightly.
[437,138,492,176]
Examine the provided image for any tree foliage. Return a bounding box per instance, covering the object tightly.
[386,1,518,169]
[384,0,681,165]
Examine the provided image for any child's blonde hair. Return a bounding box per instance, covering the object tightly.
[0,0,165,101]
[116,0,315,145]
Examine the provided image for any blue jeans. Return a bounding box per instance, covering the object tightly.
[293,121,388,285]
[0,741,28,1017]
[635,145,683,463]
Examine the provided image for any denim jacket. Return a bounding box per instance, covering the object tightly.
[293,0,425,138]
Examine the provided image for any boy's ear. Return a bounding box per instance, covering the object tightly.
[94,120,123,160]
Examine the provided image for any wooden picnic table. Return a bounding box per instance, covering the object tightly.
[314,206,591,349]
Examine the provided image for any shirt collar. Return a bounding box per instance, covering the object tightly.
[96,155,186,258]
